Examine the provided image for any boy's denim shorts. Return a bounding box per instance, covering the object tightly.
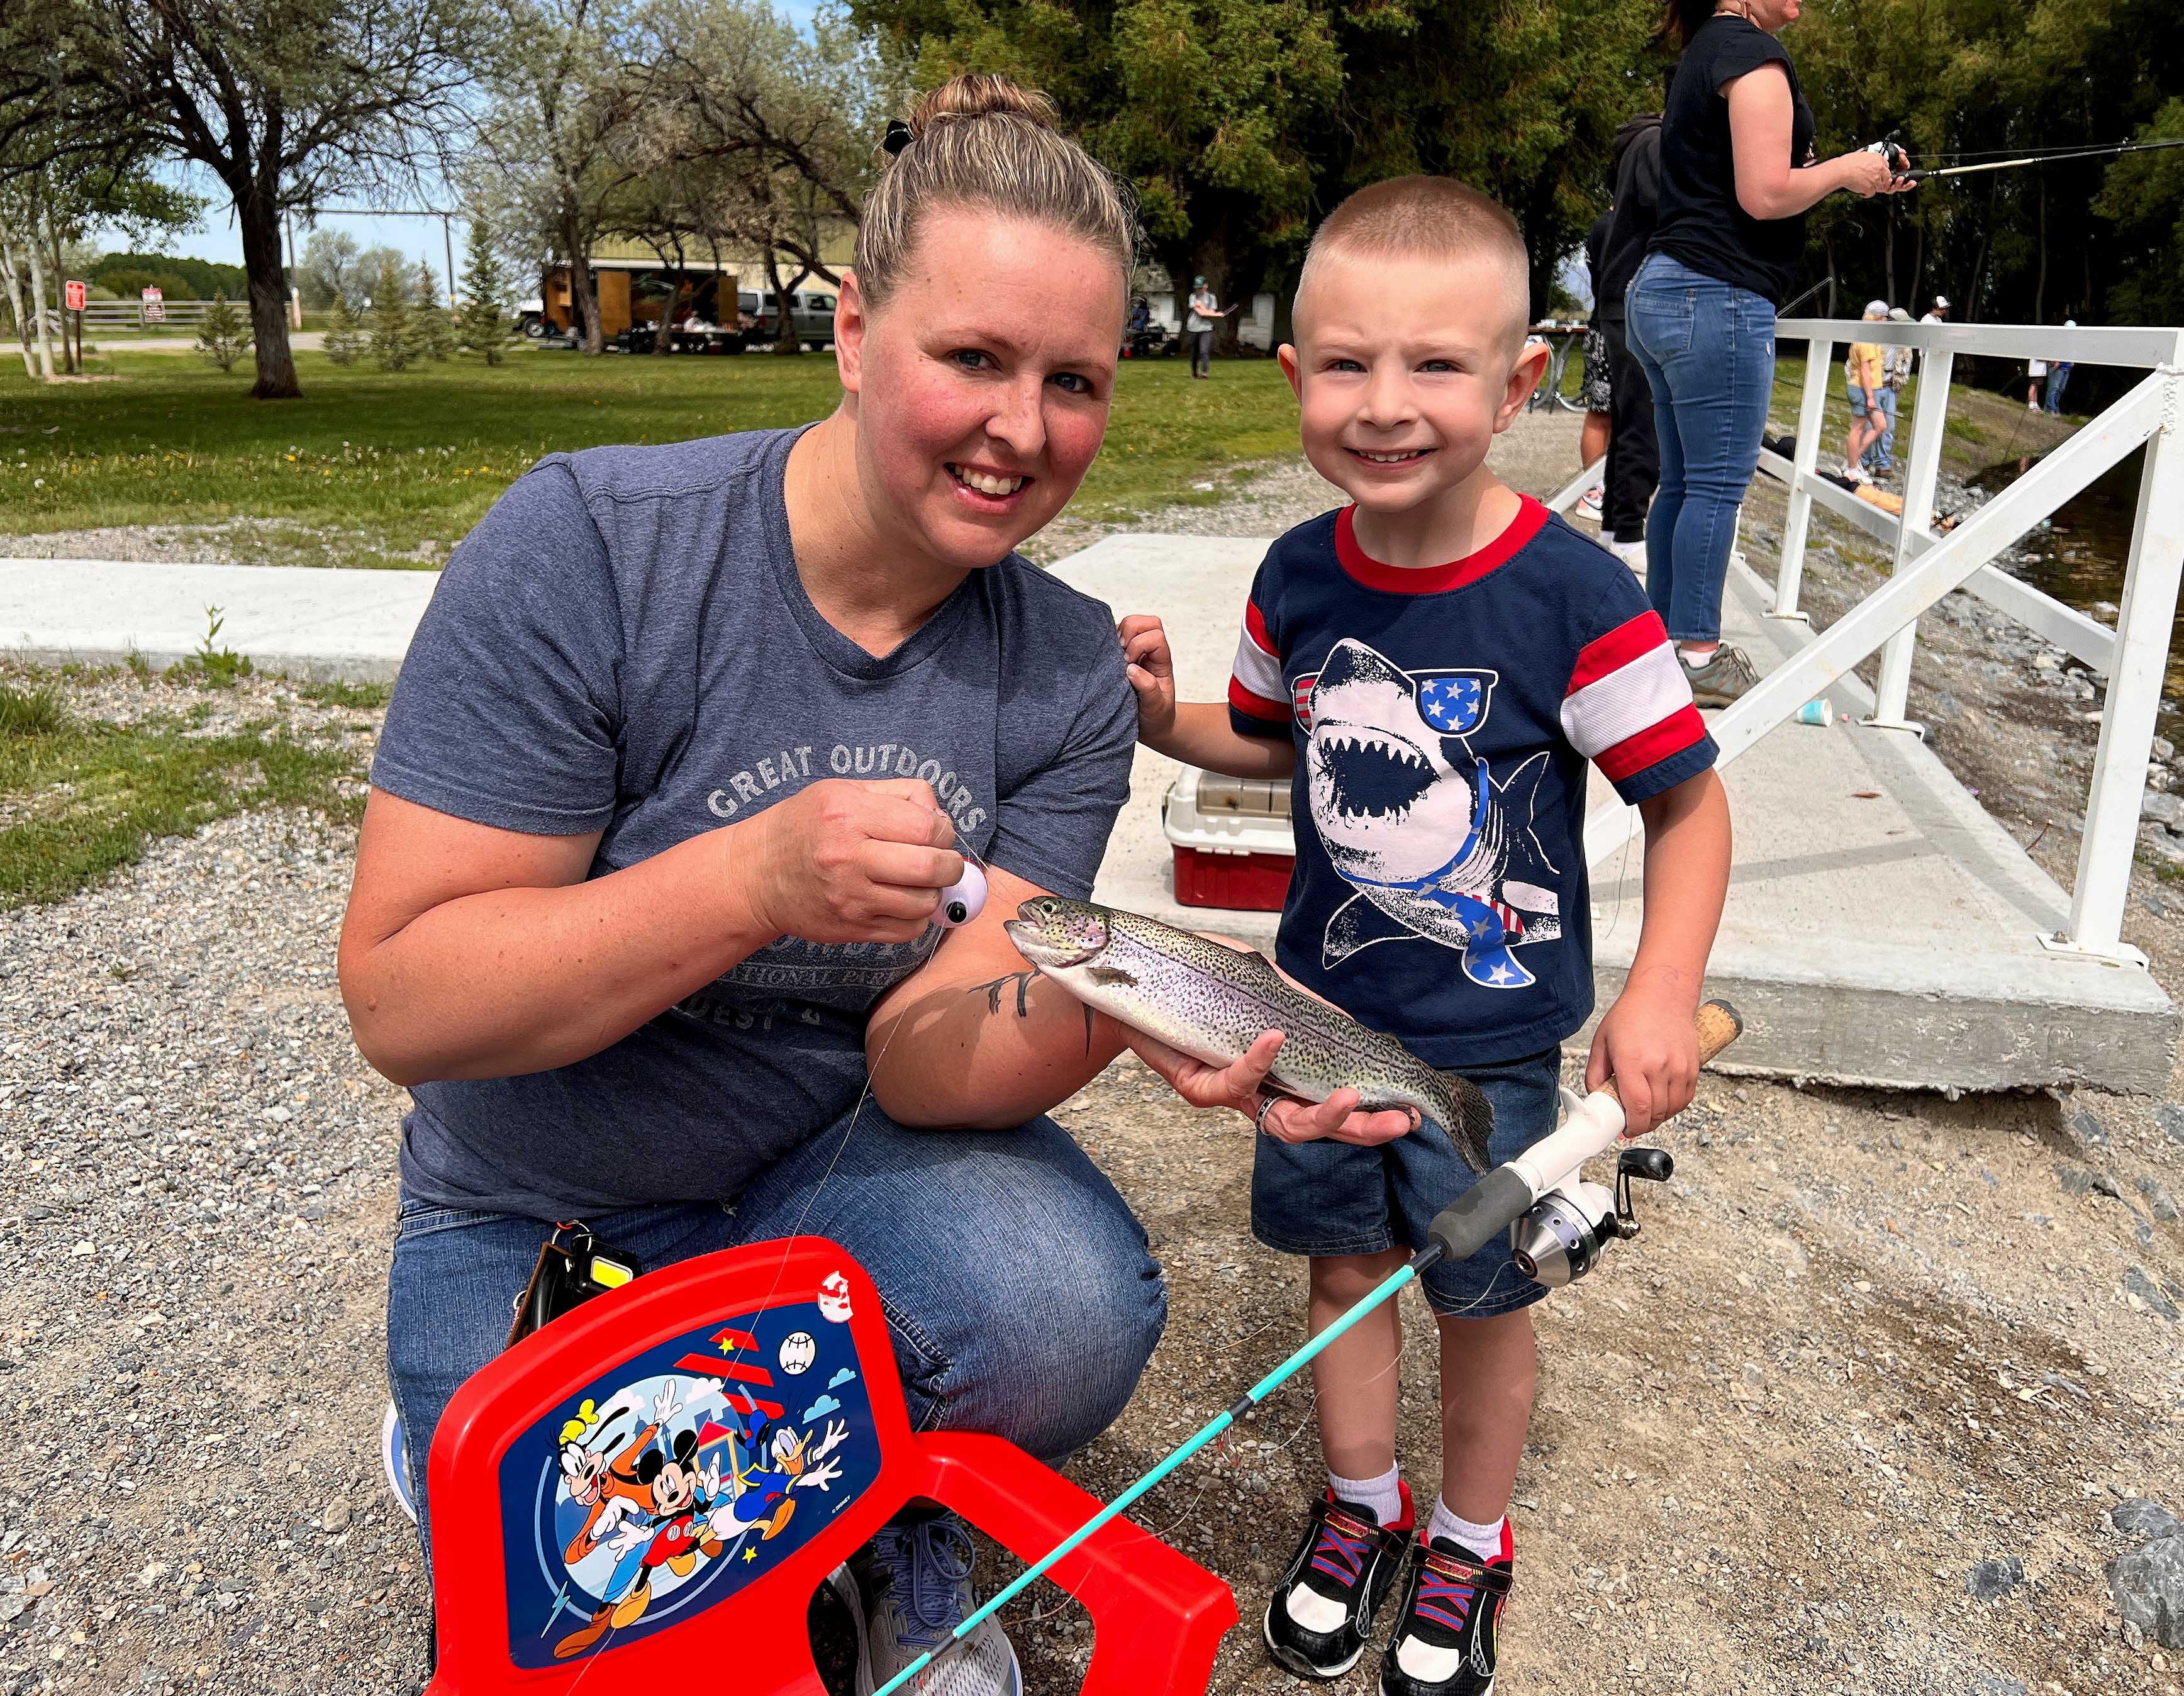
[1251,1045,1563,1317]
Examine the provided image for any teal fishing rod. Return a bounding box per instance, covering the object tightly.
[871,1243,1438,1696]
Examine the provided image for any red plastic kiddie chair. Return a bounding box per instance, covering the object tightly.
[425,1236,1237,1694]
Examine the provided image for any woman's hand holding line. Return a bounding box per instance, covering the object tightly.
[737,778,962,946]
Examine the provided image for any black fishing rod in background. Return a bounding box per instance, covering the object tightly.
[1873,133,2184,183]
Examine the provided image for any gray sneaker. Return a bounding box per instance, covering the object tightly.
[834,1514,1022,1696]
[1681,646,1759,708]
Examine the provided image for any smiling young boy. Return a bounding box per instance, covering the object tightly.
[1122,177,1731,1694]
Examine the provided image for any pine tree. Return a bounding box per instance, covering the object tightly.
[368,254,410,370]
[323,292,365,365]
[194,290,254,373]
[406,260,455,363]
[454,216,514,366]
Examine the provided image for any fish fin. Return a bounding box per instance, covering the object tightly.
[1322,891,1413,968]
[1460,932,1535,990]
[1430,1068,1498,1173]
[1084,963,1138,988]
[1490,750,1559,880]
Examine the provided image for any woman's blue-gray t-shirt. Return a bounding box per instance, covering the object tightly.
[370,426,1137,1219]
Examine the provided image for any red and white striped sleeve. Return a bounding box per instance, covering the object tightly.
[1226,596,1290,735]
[1560,610,1714,798]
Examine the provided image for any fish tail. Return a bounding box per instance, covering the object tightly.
[1427,1069,1496,1173]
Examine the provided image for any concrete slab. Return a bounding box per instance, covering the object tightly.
[0,557,438,681]
[1050,532,2179,1096]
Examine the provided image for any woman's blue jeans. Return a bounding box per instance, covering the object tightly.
[386,1102,1167,1558]
[1625,253,1778,645]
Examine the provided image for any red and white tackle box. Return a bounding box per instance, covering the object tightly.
[1162,767,1297,910]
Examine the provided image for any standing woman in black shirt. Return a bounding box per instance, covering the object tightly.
[1625,0,1910,704]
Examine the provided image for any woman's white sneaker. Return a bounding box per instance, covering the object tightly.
[833,1514,1022,1696]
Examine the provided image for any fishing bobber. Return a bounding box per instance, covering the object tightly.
[939,860,986,928]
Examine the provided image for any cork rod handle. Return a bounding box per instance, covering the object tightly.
[1596,998,1744,1107]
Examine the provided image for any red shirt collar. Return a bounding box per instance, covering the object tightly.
[1333,496,1549,594]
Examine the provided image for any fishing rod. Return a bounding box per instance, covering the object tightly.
[1914,135,2184,165]
[1898,135,2184,182]
[872,998,1746,1696]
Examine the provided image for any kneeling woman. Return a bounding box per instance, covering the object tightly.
[343,75,1164,1693]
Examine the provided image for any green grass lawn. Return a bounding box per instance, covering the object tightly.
[0,348,1300,567]
[0,673,367,908]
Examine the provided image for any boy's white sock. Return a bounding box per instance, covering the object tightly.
[1427,1495,1507,1561]
[1327,1464,1407,1529]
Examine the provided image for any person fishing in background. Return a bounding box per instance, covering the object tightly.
[1627,0,1912,706]
[1120,174,1731,1696]
[2044,323,2077,414]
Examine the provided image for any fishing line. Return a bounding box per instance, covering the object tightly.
[1910,135,2184,166]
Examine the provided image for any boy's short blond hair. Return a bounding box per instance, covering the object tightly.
[1296,176,1532,346]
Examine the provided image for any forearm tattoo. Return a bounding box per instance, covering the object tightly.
[967,970,1096,1056]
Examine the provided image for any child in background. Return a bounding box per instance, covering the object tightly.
[1844,303,1889,482]
[1121,177,1731,1695]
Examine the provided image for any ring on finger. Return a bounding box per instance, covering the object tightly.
[1254,1093,1282,1135]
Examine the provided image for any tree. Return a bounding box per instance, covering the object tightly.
[853,0,1340,349]
[616,0,901,354]
[475,0,649,356]
[3,0,488,398]
[2093,99,2184,326]
[324,291,367,364]
[299,230,363,311]
[1327,0,1662,319]
[368,253,412,369]
[194,290,253,372]
[455,214,516,362]
[406,260,456,361]
[1786,0,2184,335]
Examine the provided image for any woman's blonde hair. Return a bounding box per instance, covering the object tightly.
[854,73,1135,307]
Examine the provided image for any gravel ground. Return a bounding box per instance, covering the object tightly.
[0,519,433,568]
[4,421,2181,1696]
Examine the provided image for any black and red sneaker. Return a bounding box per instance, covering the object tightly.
[1379,1524,1514,1696]
[1262,1483,1414,1680]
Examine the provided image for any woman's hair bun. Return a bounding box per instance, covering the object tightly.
[907,72,1059,140]
[859,70,1132,308]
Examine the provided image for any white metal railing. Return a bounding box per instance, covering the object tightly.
[75,298,222,328]
[1583,316,2184,968]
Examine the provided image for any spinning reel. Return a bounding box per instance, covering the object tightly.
[1507,1088,1674,1287]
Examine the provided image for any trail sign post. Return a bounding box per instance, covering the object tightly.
[65,281,86,372]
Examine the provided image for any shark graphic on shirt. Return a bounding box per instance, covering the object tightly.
[1303,638,1560,988]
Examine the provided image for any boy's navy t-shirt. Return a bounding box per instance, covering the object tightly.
[371,427,1137,1219]
[1227,498,1717,1064]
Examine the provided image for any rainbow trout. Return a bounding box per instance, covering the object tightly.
[1005,896,1493,1170]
